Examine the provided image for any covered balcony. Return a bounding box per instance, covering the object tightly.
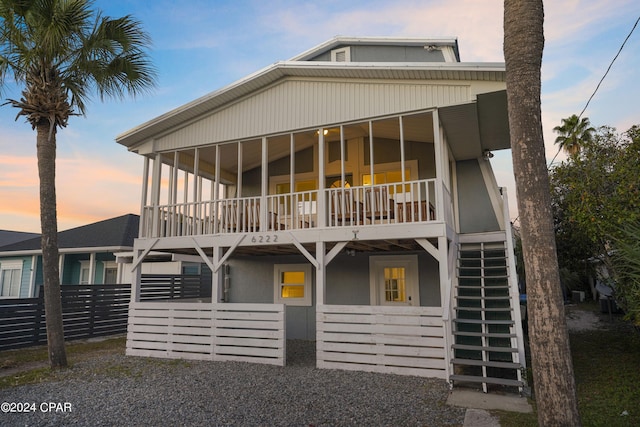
[138,109,456,241]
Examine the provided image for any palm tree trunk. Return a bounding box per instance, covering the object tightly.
[504,1,580,425]
[36,122,68,369]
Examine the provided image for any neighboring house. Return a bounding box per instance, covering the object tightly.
[0,214,139,298]
[116,36,526,392]
[0,230,39,247]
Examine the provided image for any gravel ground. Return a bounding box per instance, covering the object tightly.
[1,341,465,426]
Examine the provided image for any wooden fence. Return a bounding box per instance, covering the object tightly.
[0,275,210,351]
[0,284,130,351]
[316,304,447,378]
[126,302,286,366]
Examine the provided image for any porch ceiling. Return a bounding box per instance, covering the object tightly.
[439,90,510,160]
[166,238,438,258]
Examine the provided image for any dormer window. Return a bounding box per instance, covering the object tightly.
[331,47,351,62]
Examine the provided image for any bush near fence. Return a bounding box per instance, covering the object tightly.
[0,275,210,351]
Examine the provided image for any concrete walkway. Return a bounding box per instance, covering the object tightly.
[447,389,533,427]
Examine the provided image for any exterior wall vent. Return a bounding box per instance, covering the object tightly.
[331,47,351,62]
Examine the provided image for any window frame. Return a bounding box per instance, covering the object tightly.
[273,264,312,306]
[103,261,118,284]
[0,260,23,299]
[79,260,91,285]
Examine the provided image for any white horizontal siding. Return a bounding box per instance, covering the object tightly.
[316,304,447,379]
[153,79,473,152]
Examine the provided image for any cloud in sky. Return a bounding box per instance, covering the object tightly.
[1,0,639,232]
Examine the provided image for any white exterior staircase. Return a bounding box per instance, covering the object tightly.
[449,239,526,393]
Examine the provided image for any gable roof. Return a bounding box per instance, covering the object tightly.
[116,36,504,152]
[0,214,139,255]
[0,230,40,247]
[288,36,460,61]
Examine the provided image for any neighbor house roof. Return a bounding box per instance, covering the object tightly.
[0,230,40,247]
[0,214,139,256]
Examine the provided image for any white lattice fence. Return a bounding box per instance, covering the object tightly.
[317,305,446,378]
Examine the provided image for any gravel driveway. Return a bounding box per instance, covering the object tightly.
[1,341,465,426]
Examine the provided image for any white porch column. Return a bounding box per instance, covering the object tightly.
[28,255,37,297]
[437,235,453,380]
[150,153,163,237]
[317,129,326,228]
[315,241,326,306]
[139,157,150,238]
[433,110,445,221]
[212,246,223,303]
[58,254,65,283]
[261,137,268,228]
[88,252,96,285]
[130,250,142,303]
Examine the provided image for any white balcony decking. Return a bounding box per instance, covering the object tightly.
[141,179,447,239]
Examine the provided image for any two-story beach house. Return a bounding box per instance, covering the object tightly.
[116,37,526,392]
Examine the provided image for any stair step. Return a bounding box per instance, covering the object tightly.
[456,285,509,289]
[455,306,512,312]
[453,318,515,325]
[455,295,512,300]
[450,374,524,388]
[453,331,517,338]
[452,344,519,353]
[451,358,522,369]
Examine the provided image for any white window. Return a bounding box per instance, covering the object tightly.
[274,264,312,306]
[79,261,91,284]
[103,261,118,284]
[0,261,23,298]
[331,47,351,62]
[369,255,419,306]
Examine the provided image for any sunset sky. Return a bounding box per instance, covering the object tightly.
[1,0,638,232]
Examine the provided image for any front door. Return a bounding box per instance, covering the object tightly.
[369,255,419,306]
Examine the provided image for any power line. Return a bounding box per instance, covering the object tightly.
[547,15,640,169]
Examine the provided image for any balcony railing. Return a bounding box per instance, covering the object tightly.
[142,179,442,238]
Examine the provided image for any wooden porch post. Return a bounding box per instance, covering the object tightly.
[150,153,163,237]
[139,157,150,238]
[315,241,326,306]
[317,129,326,228]
[130,250,142,303]
[432,110,445,221]
[88,252,96,284]
[261,137,268,229]
[58,254,64,283]
[438,235,453,380]
[212,246,222,303]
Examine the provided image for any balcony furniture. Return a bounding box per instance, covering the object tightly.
[396,200,435,223]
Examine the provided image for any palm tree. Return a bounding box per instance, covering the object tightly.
[0,0,156,368]
[553,114,596,156]
[504,0,581,425]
